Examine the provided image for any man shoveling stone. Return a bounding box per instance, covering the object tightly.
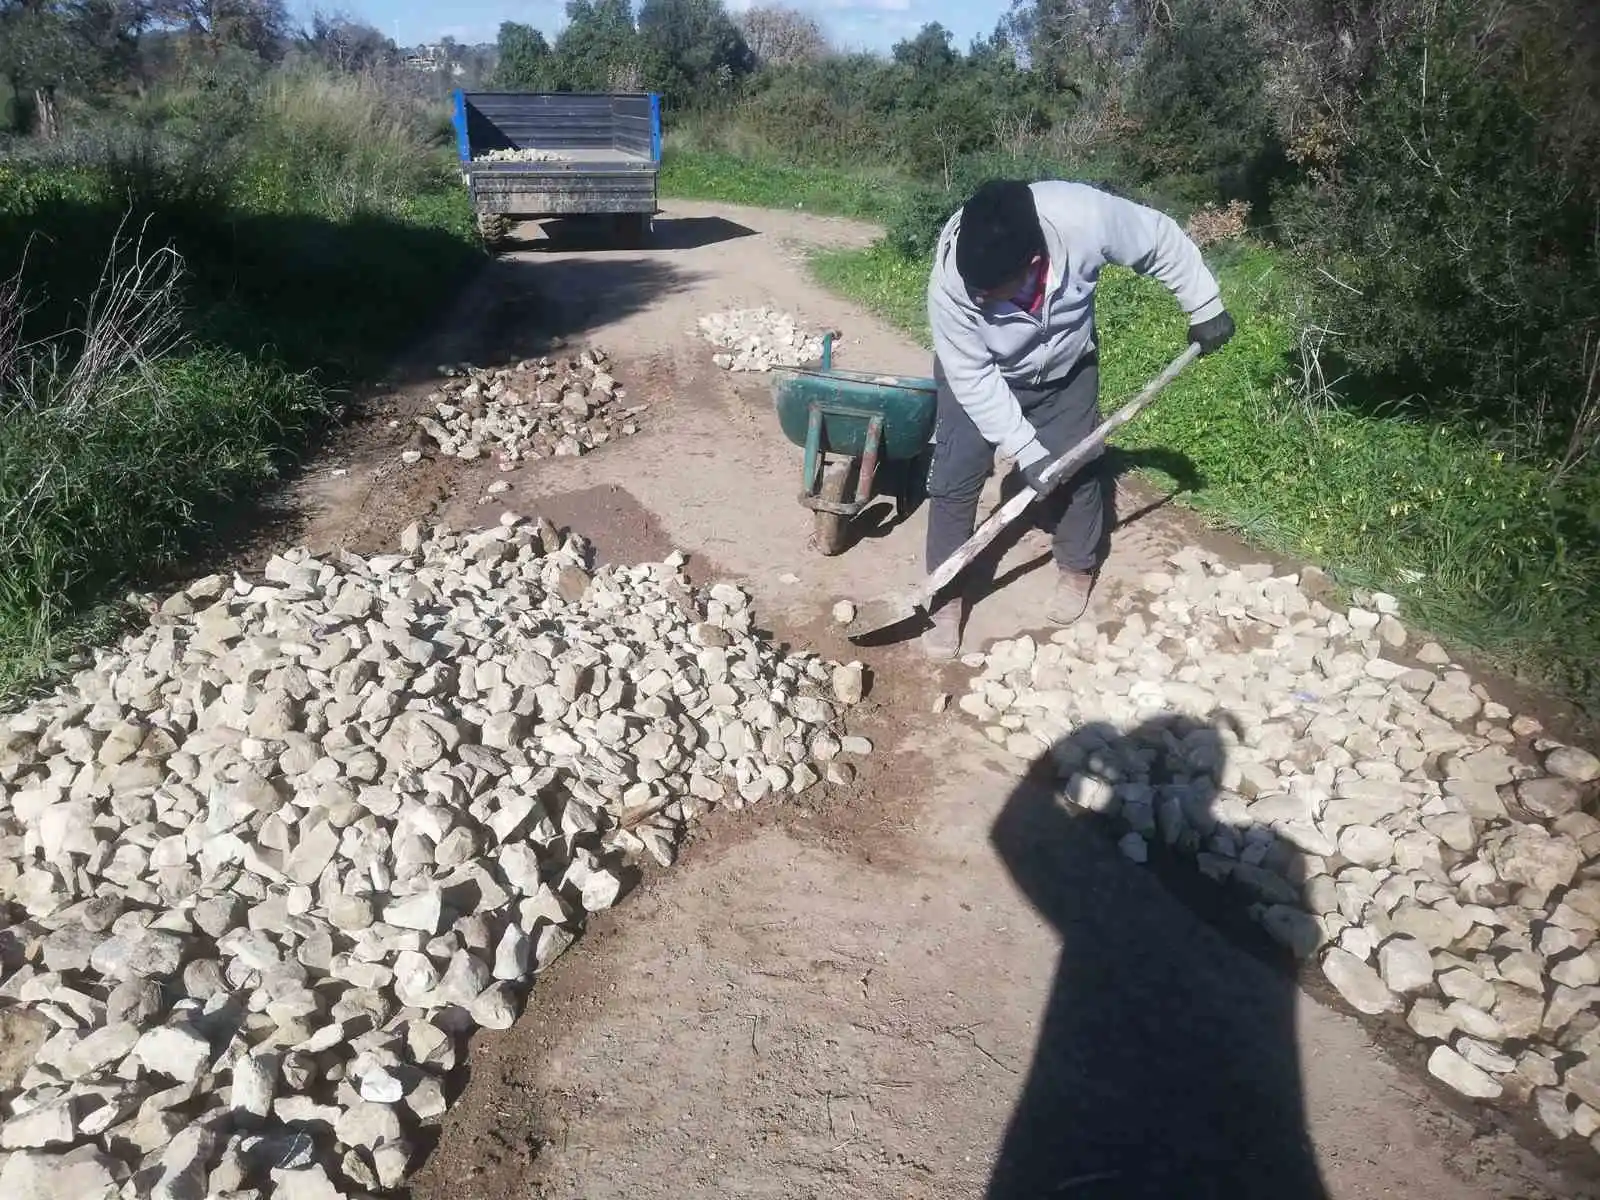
[921,179,1235,660]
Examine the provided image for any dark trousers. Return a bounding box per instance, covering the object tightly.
[925,354,1108,577]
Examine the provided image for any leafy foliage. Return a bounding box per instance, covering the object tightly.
[1125,0,1284,206]
[550,0,640,92]
[0,0,145,134]
[638,0,753,108]
[0,67,477,692]
[149,0,290,60]
[737,5,824,69]
[1273,0,1600,459]
[492,21,554,91]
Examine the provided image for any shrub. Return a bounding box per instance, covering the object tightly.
[1185,200,1251,249]
[238,69,455,219]
[1276,0,1600,460]
[0,230,325,693]
[1126,0,1286,207]
[0,65,479,693]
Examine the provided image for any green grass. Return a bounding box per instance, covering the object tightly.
[0,69,481,700]
[812,242,928,334]
[0,349,323,695]
[812,234,1600,705]
[660,147,897,221]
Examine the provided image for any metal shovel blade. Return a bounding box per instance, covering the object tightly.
[845,593,927,642]
[843,344,1201,644]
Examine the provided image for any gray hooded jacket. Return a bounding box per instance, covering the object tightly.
[928,180,1224,468]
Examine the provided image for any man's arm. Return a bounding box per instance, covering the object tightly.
[1093,189,1225,325]
[928,282,1049,468]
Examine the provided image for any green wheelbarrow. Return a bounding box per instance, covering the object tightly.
[772,334,937,556]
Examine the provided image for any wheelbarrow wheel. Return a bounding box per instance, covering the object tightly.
[812,459,860,557]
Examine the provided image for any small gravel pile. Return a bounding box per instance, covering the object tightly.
[406,350,642,468]
[953,548,1600,1153]
[471,148,568,164]
[697,308,828,372]
[0,516,870,1197]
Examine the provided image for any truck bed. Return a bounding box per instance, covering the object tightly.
[466,147,655,172]
[452,91,661,220]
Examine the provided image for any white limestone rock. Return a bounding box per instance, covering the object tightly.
[1322,948,1400,1016]
[1428,1045,1503,1099]
[1378,937,1435,994]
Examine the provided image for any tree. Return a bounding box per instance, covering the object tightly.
[1006,0,1147,95]
[737,4,825,68]
[553,0,638,91]
[1,0,145,136]
[891,22,957,74]
[299,10,393,72]
[1128,0,1282,202]
[636,0,751,106]
[151,0,287,59]
[492,20,553,90]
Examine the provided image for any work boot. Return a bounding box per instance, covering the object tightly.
[1048,568,1095,626]
[921,599,963,662]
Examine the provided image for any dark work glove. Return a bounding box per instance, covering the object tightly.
[1018,456,1053,496]
[1189,310,1236,355]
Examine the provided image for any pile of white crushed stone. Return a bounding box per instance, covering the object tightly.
[403,351,643,469]
[470,148,568,165]
[697,308,829,372]
[0,516,871,1198]
[953,547,1600,1153]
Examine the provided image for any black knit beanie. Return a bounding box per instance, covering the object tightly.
[955,180,1045,292]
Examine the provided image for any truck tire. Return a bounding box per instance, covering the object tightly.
[614,213,651,249]
[477,213,511,248]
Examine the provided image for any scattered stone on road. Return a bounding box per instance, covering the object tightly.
[950,548,1599,1153]
[0,516,871,1196]
[698,307,828,372]
[412,348,642,467]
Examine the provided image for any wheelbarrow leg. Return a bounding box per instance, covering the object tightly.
[798,399,889,557]
[854,414,885,507]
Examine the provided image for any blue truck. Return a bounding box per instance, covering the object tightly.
[450,90,662,248]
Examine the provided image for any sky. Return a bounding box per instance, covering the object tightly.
[291,0,1008,56]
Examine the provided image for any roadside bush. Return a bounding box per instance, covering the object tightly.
[0,66,478,694]
[1276,1,1600,468]
[238,70,455,218]
[1126,0,1285,207]
[0,232,325,694]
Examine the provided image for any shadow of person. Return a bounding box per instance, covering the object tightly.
[986,714,1329,1199]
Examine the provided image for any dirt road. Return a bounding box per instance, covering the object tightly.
[284,202,1590,1199]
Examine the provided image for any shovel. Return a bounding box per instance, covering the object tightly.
[844,343,1201,642]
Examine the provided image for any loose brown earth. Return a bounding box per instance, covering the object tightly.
[256,202,1594,1198]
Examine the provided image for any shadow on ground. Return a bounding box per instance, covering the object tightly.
[987,714,1329,1198]
[507,214,758,254]
[386,253,705,385]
